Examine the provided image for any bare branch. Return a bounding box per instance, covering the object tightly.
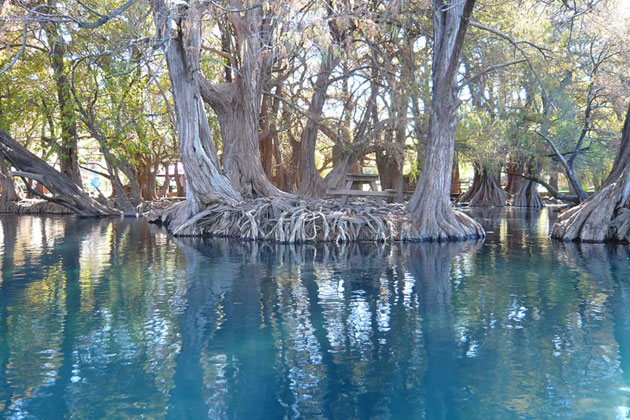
[0,24,27,77]
[459,59,526,89]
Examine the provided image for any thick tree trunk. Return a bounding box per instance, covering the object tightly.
[505,162,523,195]
[297,50,341,197]
[459,165,481,203]
[200,82,284,198]
[118,160,143,206]
[406,0,483,241]
[258,88,280,181]
[174,164,185,197]
[376,69,407,202]
[151,0,241,233]
[549,171,559,192]
[460,166,507,207]
[44,1,83,188]
[198,1,285,199]
[551,104,630,242]
[0,160,18,203]
[323,147,364,191]
[377,152,404,200]
[0,128,116,216]
[159,164,170,198]
[79,117,136,215]
[450,159,461,195]
[511,179,542,208]
[138,163,158,201]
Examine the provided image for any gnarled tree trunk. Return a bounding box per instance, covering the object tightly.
[551,104,630,242]
[297,49,342,197]
[118,160,143,206]
[511,179,542,208]
[406,0,483,241]
[505,162,523,195]
[198,0,285,199]
[43,1,83,188]
[0,128,116,216]
[460,166,507,207]
[150,0,241,233]
[0,160,18,204]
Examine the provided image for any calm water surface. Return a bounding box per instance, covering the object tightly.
[0,209,629,419]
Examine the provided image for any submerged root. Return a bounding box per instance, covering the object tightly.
[148,197,484,244]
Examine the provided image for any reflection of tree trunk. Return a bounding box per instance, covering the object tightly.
[167,241,212,419]
[611,258,630,386]
[552,104,630,242]
[407,241,478,419]
[35,220,95,417]
[0,217,16,404]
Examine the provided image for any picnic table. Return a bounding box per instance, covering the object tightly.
[326,173,397,205]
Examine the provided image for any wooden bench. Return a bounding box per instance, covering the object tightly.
[327,188,398,204]
[327,173,398,205]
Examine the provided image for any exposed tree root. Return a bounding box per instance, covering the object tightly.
[551,167,630,243]
[459,167,508,207]
[148,197,484,244]
[0,199,72,214]
[511,179,543,208]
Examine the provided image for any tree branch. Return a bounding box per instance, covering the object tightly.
[507,172,579,204]
[459,59,526,89]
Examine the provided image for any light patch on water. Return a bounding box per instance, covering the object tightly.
[616,406,630,420]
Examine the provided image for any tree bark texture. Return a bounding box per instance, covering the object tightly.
[198,0,285,198]
[505,162,523,195]
[551,104,630,242]
[297,49,342,197]
[511,179,542,208]
[43,1,83,188]
[407,0,483,241]
[151,0,241,224]
[460,166,507,207]
[0,160,18,203]
[450,159,461,195]
[0,128,116,216]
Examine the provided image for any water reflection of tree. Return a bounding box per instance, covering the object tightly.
[165,238,482,419]
[0,217,184,418]
[444,222,628,419]
[6,214,628,418]
[552,241,630,415]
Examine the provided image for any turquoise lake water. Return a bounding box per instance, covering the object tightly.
[0,209,629,419]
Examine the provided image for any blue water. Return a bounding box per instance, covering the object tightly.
[0,209,629,419]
